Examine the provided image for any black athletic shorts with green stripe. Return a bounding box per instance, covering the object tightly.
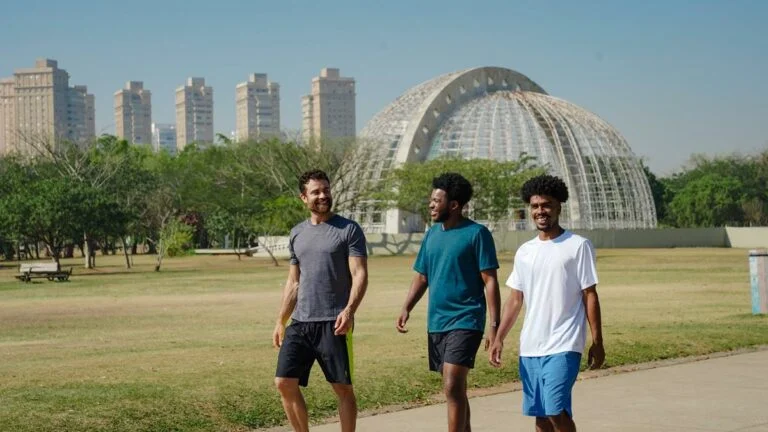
[275,320,354,387]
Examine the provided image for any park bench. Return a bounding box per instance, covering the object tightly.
[14,262,72,282]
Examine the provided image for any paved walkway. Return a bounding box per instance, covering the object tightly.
[306,350,768,431]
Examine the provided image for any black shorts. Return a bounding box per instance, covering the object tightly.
[428,329,484,373]
[275,320,354,387]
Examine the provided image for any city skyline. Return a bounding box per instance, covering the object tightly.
[1,1,767,173]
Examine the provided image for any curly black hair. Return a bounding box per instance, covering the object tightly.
[520,175,569,203]
[432,172,473,207]
[298,169,330,193]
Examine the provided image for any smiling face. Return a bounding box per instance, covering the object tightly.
[529,194,561,232]
[429,188,454,223]
[301,178,333,215]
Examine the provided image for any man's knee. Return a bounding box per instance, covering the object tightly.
[535,417,554,432]
[548,411,574,428]
[442,374,466,401]
[331,383,355,400]
[275,377,299,395]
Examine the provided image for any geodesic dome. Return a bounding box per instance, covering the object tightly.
[345,67,656,233]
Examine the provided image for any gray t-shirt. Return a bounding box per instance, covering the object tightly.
[289,214,367,322]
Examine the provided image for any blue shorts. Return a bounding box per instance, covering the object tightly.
[519,351,581,418]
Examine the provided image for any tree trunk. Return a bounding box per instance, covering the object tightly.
[64,244,74,258]
[155,240,164,272]
[121,237,132,269]
[131,241,138,256]
[83,233,92,269]
[259,238,279,267]
[34,243,40,259]
[234,234,242,261]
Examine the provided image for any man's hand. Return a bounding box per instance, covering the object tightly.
[484,327,498,351]
[489,340,504,368]
[587,342,605,369]
[395,309,410,333]
[272,322,285,348]
[334,308,354,335]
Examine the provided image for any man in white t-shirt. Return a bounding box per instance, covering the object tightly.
[489,174,604,432]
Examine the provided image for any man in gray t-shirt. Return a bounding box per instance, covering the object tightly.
[289,215,367,322]
[273,169,368,432]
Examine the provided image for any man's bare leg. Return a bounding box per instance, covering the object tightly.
[442,363,470,432]
[275,377,309,432]
[548,411,576,432]
[536,417,555,432]
[331,383,357,432]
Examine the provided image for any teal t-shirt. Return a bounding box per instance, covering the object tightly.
[413,219,499,333]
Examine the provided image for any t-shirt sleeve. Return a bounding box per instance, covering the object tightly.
[289,231,299,265]
[475,226,499,272]
[506,251,524,291]
[412,230,429,276]
[576,239,599,290]
[347,222,368,257]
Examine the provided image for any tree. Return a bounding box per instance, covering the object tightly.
[16,134,142,268]
[662,151,768,227]
[1,179,96,265]
[668,174,745,227]
[641,161,669,224]
[251,195,307,266]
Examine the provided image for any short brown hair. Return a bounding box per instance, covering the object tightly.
[298,169,330,193]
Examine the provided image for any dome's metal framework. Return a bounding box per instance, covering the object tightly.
[343,67,656,233]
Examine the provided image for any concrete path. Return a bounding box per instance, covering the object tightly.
[306,350,768,431]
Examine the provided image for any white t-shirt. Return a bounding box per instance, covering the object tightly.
[506,231,598,357]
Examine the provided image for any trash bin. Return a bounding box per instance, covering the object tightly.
[749,249,768,314]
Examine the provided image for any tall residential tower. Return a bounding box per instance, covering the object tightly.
[114,81,152,145]
[301,68,355,144]
[235,73,280,141]
[175,77,213,150]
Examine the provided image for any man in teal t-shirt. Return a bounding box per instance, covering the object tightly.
[396,172,501,432]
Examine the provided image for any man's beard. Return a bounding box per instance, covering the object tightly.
[433,208,450,223]
[312,198,333,214]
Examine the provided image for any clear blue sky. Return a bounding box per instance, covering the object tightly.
[2,0,766,174]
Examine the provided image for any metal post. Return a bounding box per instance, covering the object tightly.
[749,249,768,314]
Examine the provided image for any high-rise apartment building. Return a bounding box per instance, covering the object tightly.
[68,85,95,142]
[301,68,356,144]
[175,77,213,150]
[0,78,15,155]
[114,81,152,145]
[0,59,95,155]
[235,73,280,141]
[151,122,176,155]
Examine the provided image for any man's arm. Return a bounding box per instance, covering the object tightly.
[395,273,429,333]
[273,264,300,347]
[334,256,368,335]
[583,285,605,369]
[489,289,524,367]
[481,269,501,350]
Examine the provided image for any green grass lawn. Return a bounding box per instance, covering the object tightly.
[0,248,766,431]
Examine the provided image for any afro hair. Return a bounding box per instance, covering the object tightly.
[520,175,569,204]
[432,172,473,207]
